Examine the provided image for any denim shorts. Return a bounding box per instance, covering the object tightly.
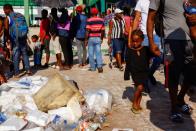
[112,38,125,55]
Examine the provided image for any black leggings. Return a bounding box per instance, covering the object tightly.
[59,36,73,66]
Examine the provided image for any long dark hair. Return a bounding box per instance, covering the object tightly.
[51,8,58,21]
[58,8,69,24]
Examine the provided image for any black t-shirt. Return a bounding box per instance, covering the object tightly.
[125,46,152,76]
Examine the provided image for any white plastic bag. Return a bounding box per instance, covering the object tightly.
[23,127,44,131]
[84,89,112,114]
[0,117,28,131]
[48,97,82,124]
[25,109,50,127]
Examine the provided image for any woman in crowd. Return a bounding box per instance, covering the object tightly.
[58,8,73,69]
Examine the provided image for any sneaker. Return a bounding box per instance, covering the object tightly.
[51,65,56,69]
[42,63,49,68]
[119,66,124,71]
[26,70,32,76]
[63,66,71,70]
[56,66,60,69]
[88,68,96,72]
[98,67,103,73]
[170,113,184,123]
[179,104,193,115]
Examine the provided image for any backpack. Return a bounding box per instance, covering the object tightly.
[154,0,165,37]
[76,14,87,39]
[9,12,28,40]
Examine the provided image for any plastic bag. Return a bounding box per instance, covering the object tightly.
[25,109,50,127]
[48,97,82,124]
[0,117,28,131]
[84,89,112,114]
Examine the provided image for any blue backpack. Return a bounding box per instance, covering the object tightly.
[76,14,87,39]
[9,12,28,40]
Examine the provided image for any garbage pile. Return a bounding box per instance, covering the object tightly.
[0,73,112,131]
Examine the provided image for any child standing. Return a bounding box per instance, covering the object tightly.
[31,35,41,68]
[124,29,160,114]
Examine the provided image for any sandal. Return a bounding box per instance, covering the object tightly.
[180,104,193,115]
[170,113,184,123]
[131,107,141,114]
[119,66,124,71]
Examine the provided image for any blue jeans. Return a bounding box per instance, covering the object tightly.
[88,37,103,70]
[34,49,41,65]
[12,39,30,75]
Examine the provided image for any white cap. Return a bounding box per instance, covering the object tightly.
[114,8,123,14]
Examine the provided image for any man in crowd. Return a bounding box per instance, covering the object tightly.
[3,4,31,77]
[147,0,193,123]
[71,5,87,67]
[108,8,125,71]
[85,8,105,73]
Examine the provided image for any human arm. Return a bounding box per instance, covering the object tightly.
[0,20,3,37]
[107,20,113,46]
[128,11,141,45]
[84,29,89,47]
[4,17,10,42]
[185,13,196,24]
[128,22,134,49]
[147,9,161,56]
[185,13,196,40]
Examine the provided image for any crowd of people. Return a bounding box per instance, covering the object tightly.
[0,0,195,124]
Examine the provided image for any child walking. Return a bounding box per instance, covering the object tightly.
[124,29,160,114]
[31,35,42,68]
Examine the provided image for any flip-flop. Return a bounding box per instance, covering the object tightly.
[131,107,141,114]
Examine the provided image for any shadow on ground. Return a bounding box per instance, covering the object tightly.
[147,82,195,130]
[122,81,195,130]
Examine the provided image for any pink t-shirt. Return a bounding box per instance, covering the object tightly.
[57,21,71,31]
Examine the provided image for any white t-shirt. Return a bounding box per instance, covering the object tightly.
[135,0,150,35]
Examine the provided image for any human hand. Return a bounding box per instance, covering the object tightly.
[128,42,132,49]
[108,38,111,46]
[185,13,196,23]
[108,46,112,53]
[150,43,161,56]
[85,40,88,47]
[6,40,11,50]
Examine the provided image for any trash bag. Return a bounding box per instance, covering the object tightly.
[33,73,84,112]
[84,89,112,114]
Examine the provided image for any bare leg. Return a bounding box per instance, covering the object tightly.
[115,53,122,68]
[137,85,144,110]
[133,84,144,110]
[45,54,50,64]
